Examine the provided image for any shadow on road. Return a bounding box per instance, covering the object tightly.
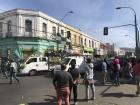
[100,84,136,98]
[28,95,57,105]
[0,82,9,85]
[101,92,136,98]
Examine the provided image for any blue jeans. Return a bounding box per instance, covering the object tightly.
[114,70,120,84]
[10,72,19,84]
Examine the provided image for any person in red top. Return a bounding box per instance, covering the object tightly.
[133,59,140,96]
[113,56,121,86]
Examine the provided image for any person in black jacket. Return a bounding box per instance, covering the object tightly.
[68,59,80,105]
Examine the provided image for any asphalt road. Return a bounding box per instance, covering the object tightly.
[0,71,140,105]
[0,73,56,105]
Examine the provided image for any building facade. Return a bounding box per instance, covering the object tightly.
[0,9,105,60]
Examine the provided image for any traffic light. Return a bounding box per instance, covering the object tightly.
[103,27,108,35]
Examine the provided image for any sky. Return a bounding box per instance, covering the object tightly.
[0,0,139,48]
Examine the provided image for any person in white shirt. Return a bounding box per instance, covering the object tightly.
[84,58,95,101]
[9,59,19,84]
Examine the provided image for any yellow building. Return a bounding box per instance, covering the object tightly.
[66,25,82,55]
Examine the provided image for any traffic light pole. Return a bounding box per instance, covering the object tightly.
[103,24,134,35]
[115,7,139,59]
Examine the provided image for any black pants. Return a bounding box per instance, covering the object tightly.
[69,85,77,103]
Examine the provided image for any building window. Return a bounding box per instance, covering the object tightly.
[89,40,91,47]
[74,35,76,44]
[61,30,64,36]
[92,41,94,48]
[52,26,56,35]
[78,36,81,45]
[67,31,71,39]
[81,38,83,45]
[25,20,32,32]
[84,38,86,46]
[0,22,2,32]
[43,23,47,33]
[7,20,12,32]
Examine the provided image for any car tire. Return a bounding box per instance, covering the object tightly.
[29,70,37,76]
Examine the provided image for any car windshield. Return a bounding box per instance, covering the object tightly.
[61,58,71,65]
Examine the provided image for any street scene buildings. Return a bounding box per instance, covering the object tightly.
[0,1,140,105]
[0,9,108,60]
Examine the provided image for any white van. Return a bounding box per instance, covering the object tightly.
[54,56,87,75]
[20,56,49,75]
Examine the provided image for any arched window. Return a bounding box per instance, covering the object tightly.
[43,23,47,33]
[84,38,86,46]
[89,40,91,47]
[0,22,2,32]
[25,20,32,32]
[92,41,94,48]
[61,29,64,36]
[52,26,56,35]
[81,37,83,45]
[74,35,76,44]
[7,20,12,32]
[79,36,81,45]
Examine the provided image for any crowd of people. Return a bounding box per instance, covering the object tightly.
[53,57,95,105]
[0,57,20,84]
[101,57,138,85]
[0,56,140,105]
[53,56,140,105]
[100,56,140,97]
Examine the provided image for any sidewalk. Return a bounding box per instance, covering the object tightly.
[73,74,140,105]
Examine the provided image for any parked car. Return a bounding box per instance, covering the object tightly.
[20,56,49,76]
[53,56,87,76]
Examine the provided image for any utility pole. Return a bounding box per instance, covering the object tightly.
[116,7,139,59]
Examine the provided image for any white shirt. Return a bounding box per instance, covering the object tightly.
[11,62,18,72]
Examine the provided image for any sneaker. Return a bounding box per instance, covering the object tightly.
[90,97,96,100]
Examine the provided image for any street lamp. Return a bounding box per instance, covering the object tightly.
[57,11,74,51]
[116,7,139,58]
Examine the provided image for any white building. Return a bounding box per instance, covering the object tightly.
[0,8,105,59]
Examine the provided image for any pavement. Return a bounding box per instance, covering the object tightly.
[66,70,140,105]
[0,71,140,105]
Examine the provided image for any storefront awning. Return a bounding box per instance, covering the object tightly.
[84,47,93,52]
